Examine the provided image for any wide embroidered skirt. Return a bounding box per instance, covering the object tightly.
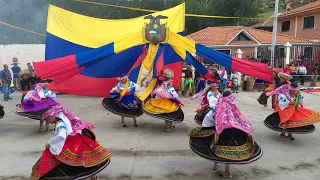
[21,98,60,113]
[275,105,320,128]
[264,104,320,134]
[188,128,262,164]
[31,129,113,180]
[102,94,143,118]
[15,104,53,120]
[264,112,317,134]
[143,98,184,122]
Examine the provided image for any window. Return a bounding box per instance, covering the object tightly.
[281,20,290,32]
[217,49,231,55]
[279,48,285,58]
[234,32,251,41]
[304,47,313,59]
[303,16,315,29]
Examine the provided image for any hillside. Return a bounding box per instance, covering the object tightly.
[0,0,312,44]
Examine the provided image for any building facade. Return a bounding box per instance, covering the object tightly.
[278,0,320,42]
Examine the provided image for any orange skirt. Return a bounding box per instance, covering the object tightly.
[275,104,320,128]
[31,133,112,180]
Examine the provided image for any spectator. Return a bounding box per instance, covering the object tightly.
[284,64,291,74]
[310,63,319,87]
[182,64,194,96]
[11,57,21,90]
[255,78,265,92]
[218,66,228,93]
[289,63,297,82]
[26,63,34,76]
[0,64,13,101]
[297,63,307,86]
[195,71,206,93]
[29,72,41,89]
[230,71,240,93]
[242,74,248,91]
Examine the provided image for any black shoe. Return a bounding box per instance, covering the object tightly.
[8,97,13,100]
[4,99,8,101]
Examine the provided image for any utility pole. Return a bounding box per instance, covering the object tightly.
[270,0,279,68]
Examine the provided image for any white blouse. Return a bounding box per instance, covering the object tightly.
[48,121,67,155]
[207,90,222,110]
[278,92,303,110]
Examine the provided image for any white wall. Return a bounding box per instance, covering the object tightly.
[0,44,45,70]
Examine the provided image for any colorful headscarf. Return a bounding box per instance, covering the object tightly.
[215,93,254,135]
[151,80,174,99]
[27,83,48,101]
[266,83,299,97]
[191,83,218,100]
[42,105,94,135]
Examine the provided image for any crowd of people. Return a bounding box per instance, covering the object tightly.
[180,61,319,99]
[1,57,320,179]
[182,64,269,96]
[283,62,319,87]
[0,58,38,101]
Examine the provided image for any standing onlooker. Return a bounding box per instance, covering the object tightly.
[195,71,206,93]
[218,66,228,93]
[242,74,248,91]
[289,63,297,82]
[297,63,307,85]
[230,71,240,93]
[0,64,13,101]
[254,78,265,92]
[29,72,41,89]
[246,76,255,92]
[11,57,21,90]
[310,63,319,87]
[26,63,34,76]
[284,64,291,74]
[182,65,194,96]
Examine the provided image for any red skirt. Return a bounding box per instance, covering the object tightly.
[31,133,112,180]
[275,104,320,128]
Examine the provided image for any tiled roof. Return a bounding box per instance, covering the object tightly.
[187,26,311,46]
[279,0,320,17]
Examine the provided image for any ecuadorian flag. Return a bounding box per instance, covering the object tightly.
[35,3,275,97]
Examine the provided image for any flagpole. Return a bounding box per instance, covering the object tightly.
[270,0,279,68]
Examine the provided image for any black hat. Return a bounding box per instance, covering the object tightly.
[223,91,232,97]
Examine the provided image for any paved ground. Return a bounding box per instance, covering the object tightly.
[1,90,320,180]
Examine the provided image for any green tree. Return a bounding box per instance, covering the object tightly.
[290,0,316,9]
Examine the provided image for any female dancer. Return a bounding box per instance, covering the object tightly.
[192,82,221,126]
[264,82,320,140]
[143,68,184,132]
[102,75,142,127]
[188,91,262,177]
[201,83,222,128]
[31,105,112,180]
[15,82,59,131]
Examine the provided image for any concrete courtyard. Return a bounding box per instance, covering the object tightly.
[1,90,320,180]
